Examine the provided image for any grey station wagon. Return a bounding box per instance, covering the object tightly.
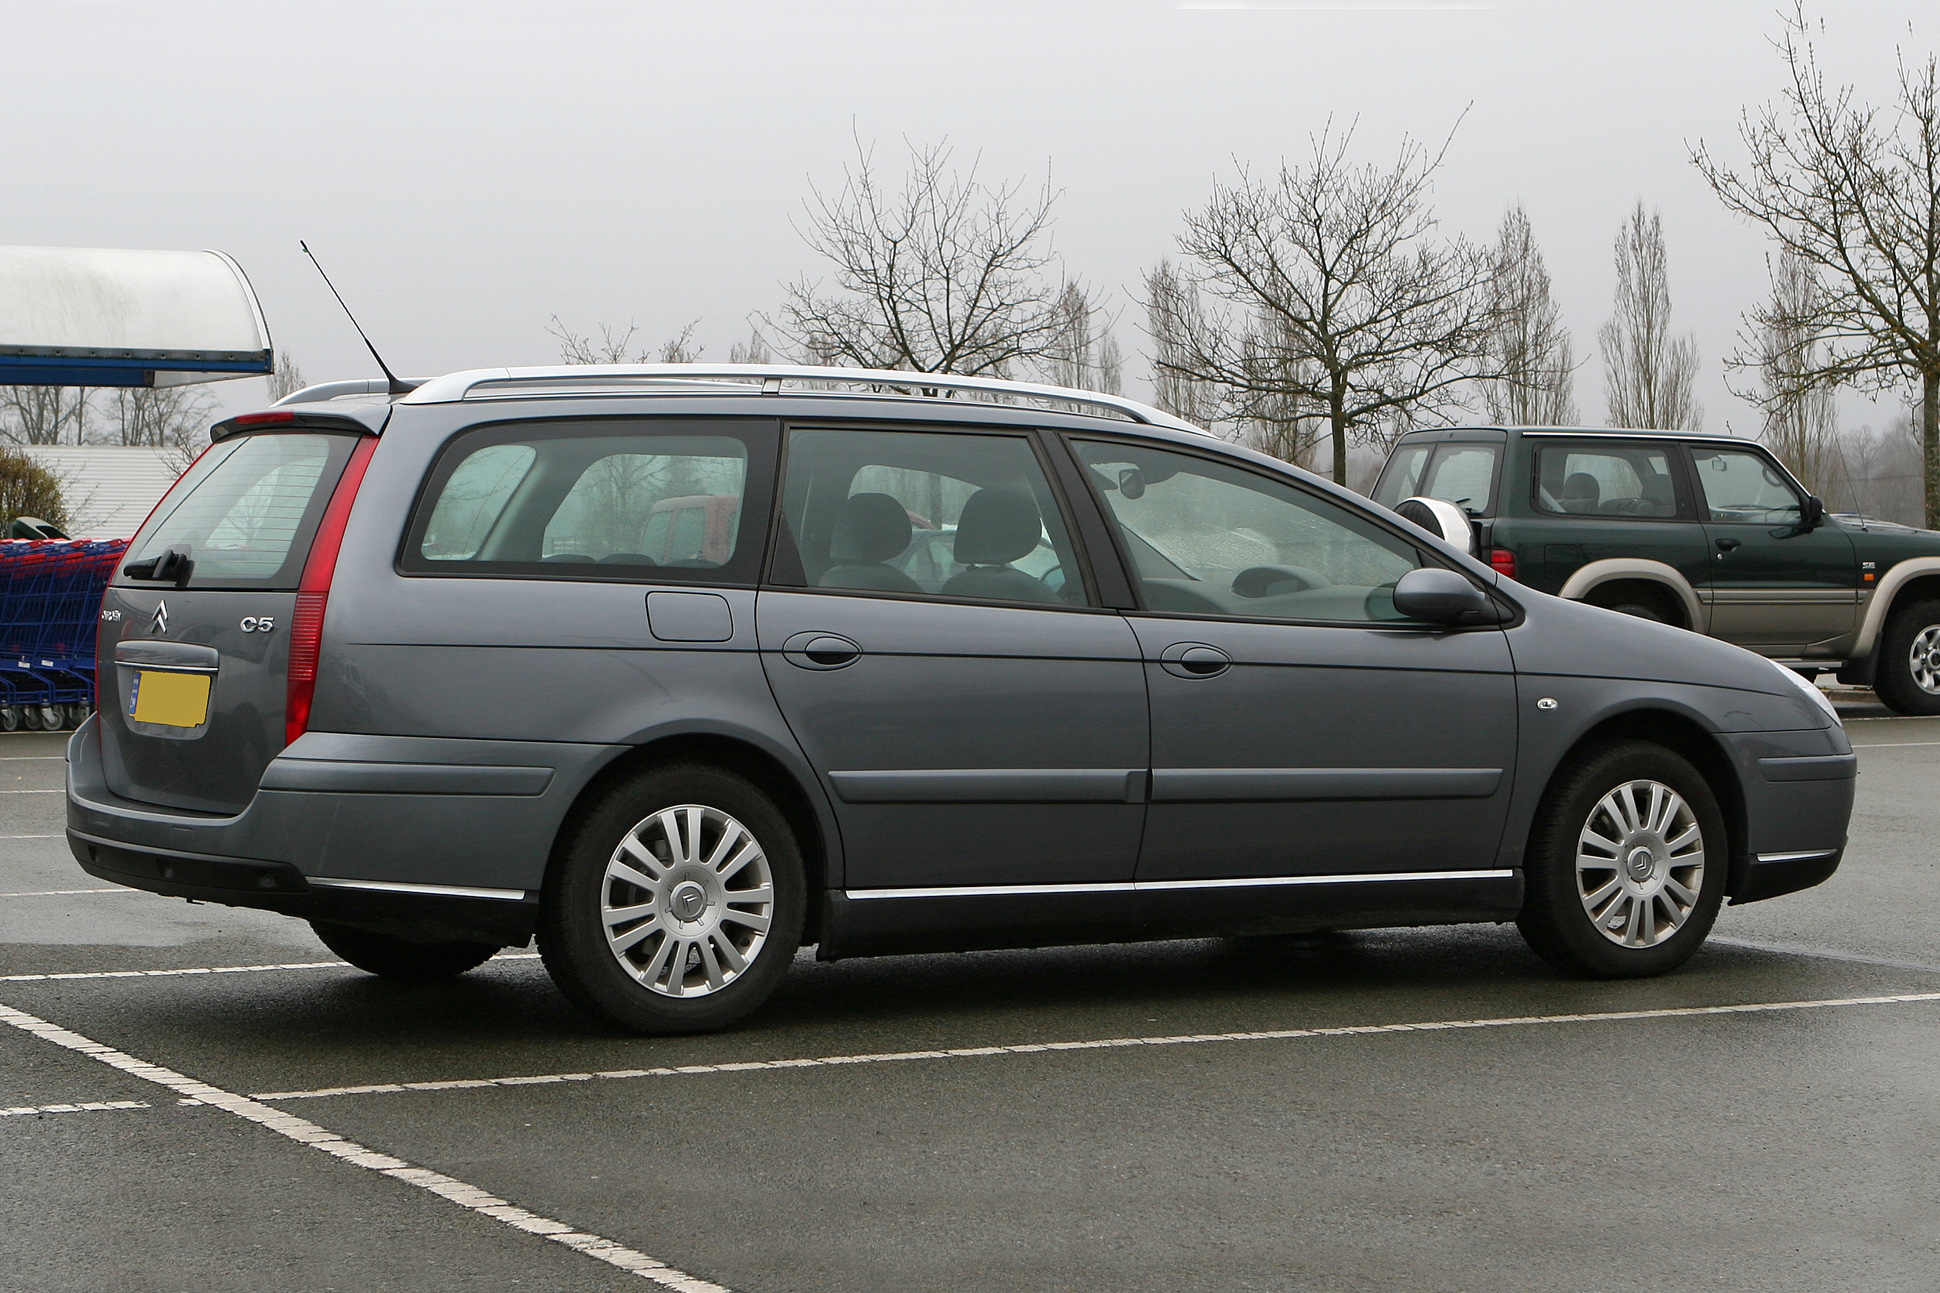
[66,366,1856,1033]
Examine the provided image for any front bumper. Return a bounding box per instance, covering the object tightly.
[1722,728,1857,905]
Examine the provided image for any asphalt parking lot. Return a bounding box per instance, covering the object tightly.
[4,708,1938,1293]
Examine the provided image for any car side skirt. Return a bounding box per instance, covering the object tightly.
[819,869,1522,959]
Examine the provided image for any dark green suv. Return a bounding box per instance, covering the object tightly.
[1372,426,1940,715]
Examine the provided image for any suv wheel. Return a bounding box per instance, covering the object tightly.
[539,764,805,1034]
[1872,598,1940,716]
[1517,739,1726,978]
[310,921,499,978]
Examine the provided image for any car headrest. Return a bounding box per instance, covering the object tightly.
[1561,472,1601,502]
[953,490,1042,566]
[1640,473,1675,505]
[828,492,913,564]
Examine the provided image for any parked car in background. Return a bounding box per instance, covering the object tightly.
[68,372,1854,1034]
[1373,426,1940,715]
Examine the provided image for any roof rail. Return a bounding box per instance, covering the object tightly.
[277,378,423,405]
[399,364,1210,434]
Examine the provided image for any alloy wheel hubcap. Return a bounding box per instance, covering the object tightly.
[1575,779,1705,949]
[1911,626,1940,694]
[600,804,774,998]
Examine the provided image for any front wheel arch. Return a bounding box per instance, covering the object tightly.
[1541,710,1748,900]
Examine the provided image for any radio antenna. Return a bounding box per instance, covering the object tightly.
[299,240,412,396]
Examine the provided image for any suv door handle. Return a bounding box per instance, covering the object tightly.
[780,631,862,670]
[1715,538,1742,552]
[1159,643,1231,679]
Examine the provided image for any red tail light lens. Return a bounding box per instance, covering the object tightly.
[285,436,378,748]
[1488,547,1518,580]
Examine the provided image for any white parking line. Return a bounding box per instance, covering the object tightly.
[0,789,59,794]
[248,990,1940,1103]
[0,1001,731,1292]
[0,888,133,898]
[1,1100,150,1117]
[0,953,541,983]
[1850,740,1940,748]
[0,834,62,839]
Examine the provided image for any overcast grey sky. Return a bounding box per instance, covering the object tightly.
[3,1,1929,434]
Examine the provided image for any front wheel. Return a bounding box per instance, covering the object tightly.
[1517,739,1727,978]
[1872,598,1940,716]
[538,764,806,1034]
[310,921,499,978]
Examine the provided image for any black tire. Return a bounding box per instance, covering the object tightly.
[1872,597,1940,716]
[1517,739,1728,978]
[310,921,499,978]
[538,763,806,1034]
[1586,587,1672,625]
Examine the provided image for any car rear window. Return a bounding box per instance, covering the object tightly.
[401,418,776,584]
[120,432,359,589]
[1372,441,1499,517]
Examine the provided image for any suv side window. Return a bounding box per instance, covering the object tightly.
[401,418,775,585]
[1688,446,1803,524]
[1534,442,1684,518]
[1072,439,1424,624]
[776,426,1093,606]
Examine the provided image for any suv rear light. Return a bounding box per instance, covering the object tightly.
[1488,547,1517,580]
[285,436,379,748]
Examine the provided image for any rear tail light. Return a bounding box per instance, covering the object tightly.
[1488,547,1518,580]
[285,436,379,748]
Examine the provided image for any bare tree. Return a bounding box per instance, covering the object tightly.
[1039,283,1123,394]
[769,140,1067,375]
[98,385,218,473]
[1149,122,1502,485]
[546,317,703,364]
[1748,250,1841,495]
[1143,258,1222,429]
[1692,5,1940,523]
[1828,416,1924,523]
[266,352,307,402]
[1598,202,1703,430]
[1481,204,1579,425]
[0,386,91,445]
[729,329,775,365]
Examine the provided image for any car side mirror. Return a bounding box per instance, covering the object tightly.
[1391,568,1491,624]
[1393,496,1476,555]
[1800,494,1825,529]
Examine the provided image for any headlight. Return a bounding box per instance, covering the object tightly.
[1772,662,1843,726]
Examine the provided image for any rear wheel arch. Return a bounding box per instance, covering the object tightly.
[1544,710,1748,898]
[551,733,830,945]
[1582,579,1688,629]
[1559,559,1702,631]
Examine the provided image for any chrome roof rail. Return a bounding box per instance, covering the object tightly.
[399,364,1210,434]
[277,378,424,405]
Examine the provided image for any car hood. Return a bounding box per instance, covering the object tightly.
[1504,585,1832,724]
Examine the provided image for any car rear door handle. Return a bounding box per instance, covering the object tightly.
[1715,538,1742,552]
[1159,642,1232,679]
[780,631,862,670]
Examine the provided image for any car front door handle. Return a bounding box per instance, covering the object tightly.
[781,631,862,670]
[1159,643,1232,679]
[1715,538,1742,553]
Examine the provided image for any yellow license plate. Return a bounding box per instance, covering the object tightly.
[130,670,212,728]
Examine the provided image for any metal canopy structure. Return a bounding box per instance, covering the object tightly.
[0,245,272,387]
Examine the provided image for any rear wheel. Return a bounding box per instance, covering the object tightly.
[1586,583,1677,626]
[539,764,805,1034]
[1872,598,1940,716]
[1517,739,1727,978]
[310,921,498,978]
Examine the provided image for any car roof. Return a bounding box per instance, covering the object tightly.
[269,364,1214,439]
[1402,425,1767,450]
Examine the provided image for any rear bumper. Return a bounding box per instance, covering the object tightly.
[65,718,624,944]
[70,831,539,946]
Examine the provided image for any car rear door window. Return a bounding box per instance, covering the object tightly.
[776,427,1093,606]
[1372,442,1499,516]
[403,419,775,583]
